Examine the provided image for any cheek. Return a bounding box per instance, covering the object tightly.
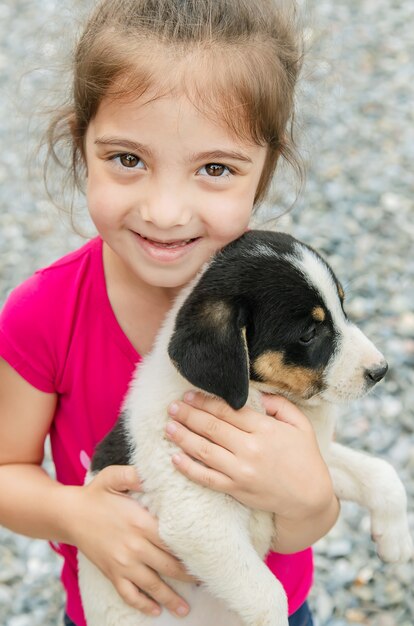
[86,189,110,230]
[204,192,254,243]
[86,169,104,214]
[86,175,128,227]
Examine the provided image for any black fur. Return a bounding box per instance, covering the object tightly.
[168,231,340,409]
[91,413,133,472]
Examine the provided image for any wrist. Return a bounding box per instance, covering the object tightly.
[278,492,340,536]
[53,484,86,546]
[311,492,340,528]
[281,472,338,523]
[273,494,340,554]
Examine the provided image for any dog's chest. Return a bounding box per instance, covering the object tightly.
[125,359,273,557]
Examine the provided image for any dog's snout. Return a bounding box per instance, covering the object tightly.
[364,361,388,385]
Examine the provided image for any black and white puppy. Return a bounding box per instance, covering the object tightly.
[79,231,413,626]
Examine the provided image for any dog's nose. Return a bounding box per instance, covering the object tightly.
[364,361,388,384]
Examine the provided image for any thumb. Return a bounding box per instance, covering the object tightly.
[97,464,142,493]
[261,394,312,430]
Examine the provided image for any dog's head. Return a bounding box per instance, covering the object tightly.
[168,231,387,410]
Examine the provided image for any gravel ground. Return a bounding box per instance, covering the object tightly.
[0,1,413,625]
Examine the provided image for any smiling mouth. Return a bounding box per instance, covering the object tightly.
[137,233,199,248]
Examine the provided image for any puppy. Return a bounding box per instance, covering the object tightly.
[78,231,413,626]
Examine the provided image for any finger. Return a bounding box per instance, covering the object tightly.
[125,504,173,554]
[140,533,195,583]
[172,392,252,437]
[132,566,190,618]
[115,577,162,616]
[172,451,234,493]
[165,418,236,476]
[167,402,240,452]
[95,465,142,493]
[182,392,250,430]
[128,508,196,583]
[261,395,312,431]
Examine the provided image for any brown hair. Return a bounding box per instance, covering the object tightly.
[45,0,304,211]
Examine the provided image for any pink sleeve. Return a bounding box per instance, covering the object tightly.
[0,273,58,393]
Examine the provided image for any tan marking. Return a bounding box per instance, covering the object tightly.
[338,284,345,300]
[312,306,326,322]
[241,326,248,355]
[201,301,232,326]
[201,305,249,379]
[241,326,250,362]
[253,351,323,399]
[241,326,250,377]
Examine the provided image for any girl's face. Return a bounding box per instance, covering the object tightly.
[84,92,267,292]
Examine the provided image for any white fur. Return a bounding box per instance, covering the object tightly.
[292,245,387,403]
[293,244,344,324]
[78,253,413,626]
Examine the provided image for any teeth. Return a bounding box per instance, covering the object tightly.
[142,235,193,247]
[160,241,188,248]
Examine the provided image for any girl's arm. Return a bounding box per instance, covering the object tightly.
[165,392,340,553]
[270,493,339,553]
[0,360,76,541]
[0,358,193,618]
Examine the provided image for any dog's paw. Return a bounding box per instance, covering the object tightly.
[372,515,414,563]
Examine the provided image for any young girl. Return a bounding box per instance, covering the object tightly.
[0,1,340,625]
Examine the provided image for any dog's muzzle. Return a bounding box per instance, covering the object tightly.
[364,361,388,386]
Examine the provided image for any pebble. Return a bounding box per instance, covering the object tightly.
[1,0,414,625]
[345,608,368,623]
[326,540,353,559]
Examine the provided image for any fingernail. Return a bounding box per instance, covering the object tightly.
[172,454,182,465]
[168,402,179,415]
[184,391,195,402]
[166,421,178,436]
[152,607,161,616]
[176,605,189,616]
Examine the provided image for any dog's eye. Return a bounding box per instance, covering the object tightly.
[299,326,317,345]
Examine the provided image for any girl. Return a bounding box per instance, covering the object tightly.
[0,1,339,625]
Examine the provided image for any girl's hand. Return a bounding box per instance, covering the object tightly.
[68,465,193,618]
[166,392,335,521]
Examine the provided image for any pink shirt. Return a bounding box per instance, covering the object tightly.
[0,237,313,624]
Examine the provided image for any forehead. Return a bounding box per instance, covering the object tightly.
[91,41,267,147]
[93,91,243,139]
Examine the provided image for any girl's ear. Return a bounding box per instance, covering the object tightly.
[168,299,249,410]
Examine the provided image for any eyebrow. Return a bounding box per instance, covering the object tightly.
[188,150,253,164]
[95,138,151,158]
[95,137,253,164]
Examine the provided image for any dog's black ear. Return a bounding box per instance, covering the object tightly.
[168,298,249,410]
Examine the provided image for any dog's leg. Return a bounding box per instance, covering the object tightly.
[159,507,288,626]
[327,442,413,562]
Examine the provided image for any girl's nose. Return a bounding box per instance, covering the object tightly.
[140,184,192,230]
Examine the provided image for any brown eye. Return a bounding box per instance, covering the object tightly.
[119,153,140,168]
[205,163,226,177]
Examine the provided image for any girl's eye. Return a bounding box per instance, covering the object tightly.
[299,326,317,345]
[112,153,144,169]
[199,163,231,178]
